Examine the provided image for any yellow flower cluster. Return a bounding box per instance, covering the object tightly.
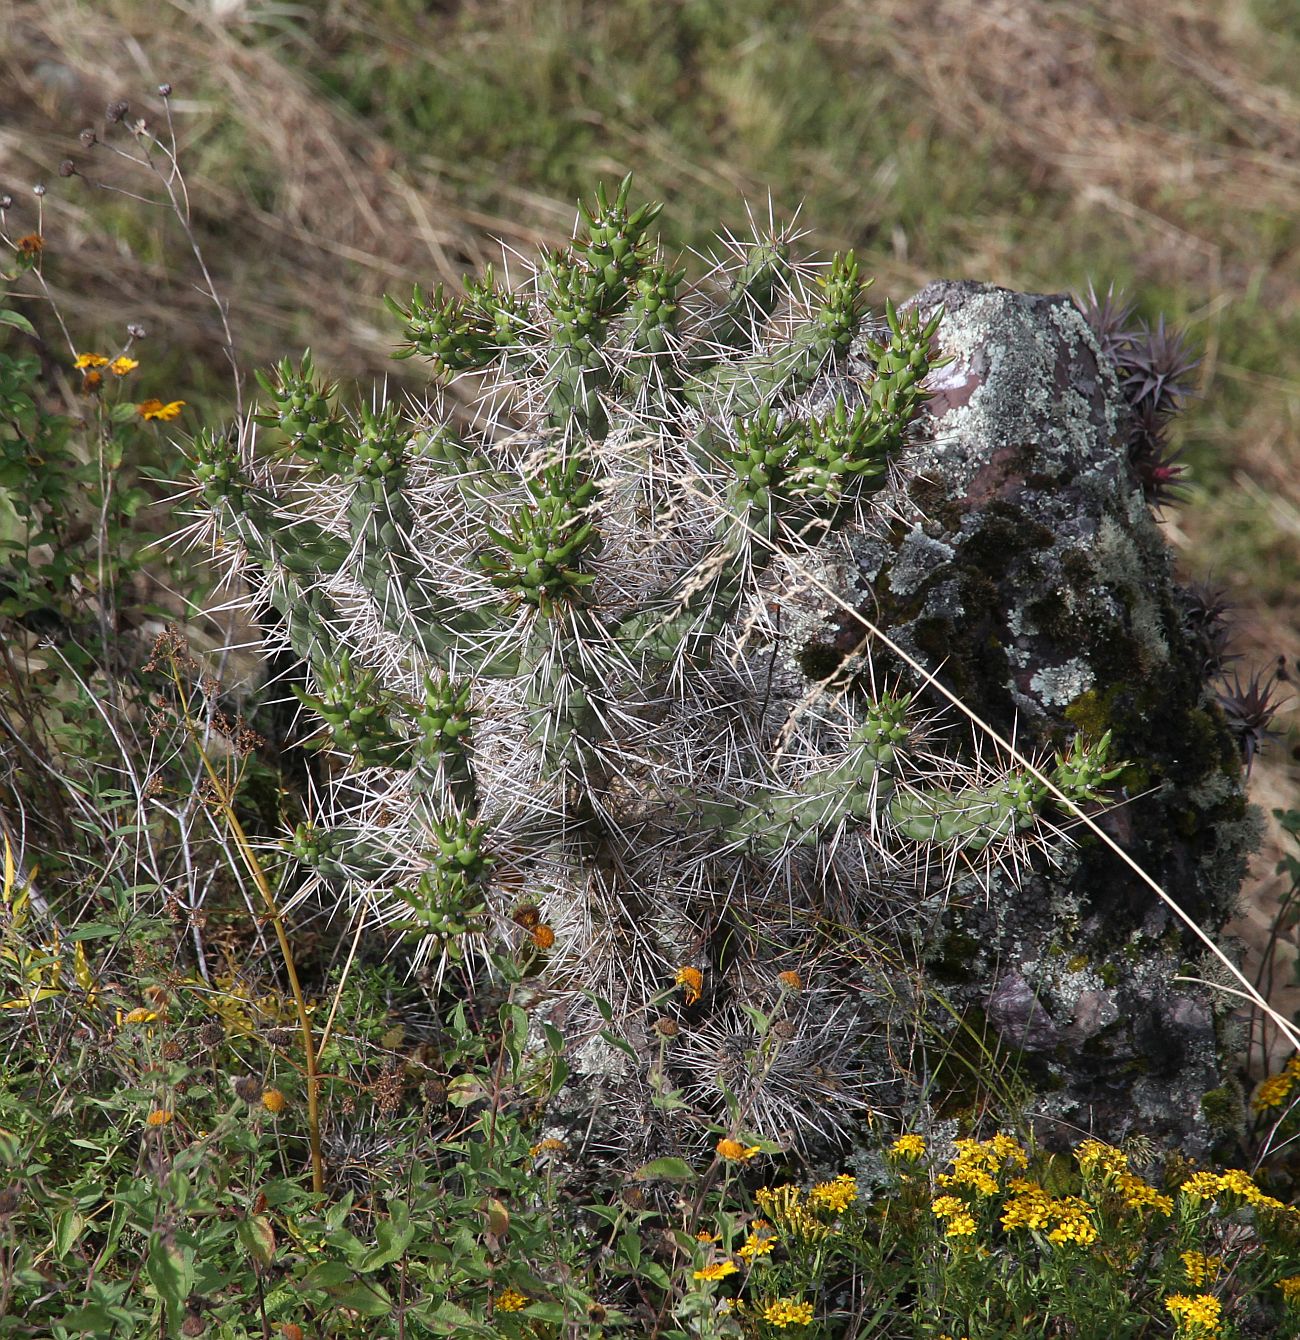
[755,1185,831,1241]
[1176,1167,1289,1215]
[1074,1138,1129,1180]
[998,1181,1097,1246]
[1164,1292,1222,1337]
[1116,1172,1174,1216]
[1278,1275,1300,1307]
[1180,1251,1223,1288]
[693,1261,738,1282]
[1215,1167,1287,1212]
[938,1135,1027,1197]
[1251,1054,1300,1112]
[145,1108,173,1127]
[762,1298,814,1329]
[809,1173,857,1213]
[494,1289,528,1312]
[1177,1171,1224,1203]
[931,1195,977,1240]
[737,1231,774,1261]
[890,1133,927,1161]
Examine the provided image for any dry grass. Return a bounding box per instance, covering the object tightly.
[2,0,1297,1045]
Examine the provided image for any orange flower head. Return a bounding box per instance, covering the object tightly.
[138,398,186,422]
[716,1137,761,1162]
[262,1088,287,1114]
[675,966,703,1005]
[146,1109,173,1127]
[109,356,139,376]
[16,234,43,257]
[531,923,555,950]
[511,903,542,931]
[777,970,803,992]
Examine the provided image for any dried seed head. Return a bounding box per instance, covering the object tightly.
[158,82,173,98]
[79,128,97,147]
[106,99,130,123]
[32,184,45,197]
[198,1019,224,1048]
[58,159,75,179]
[771,1020,797,1041]
[162,1039,184,1061]
[0,195,11,210]
[654,1016,680,1038]
[180,1315,205,1337]
[127,323,147,340]
[234,1075,263,1104]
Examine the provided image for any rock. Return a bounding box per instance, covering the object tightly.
[817,280,1259,1155]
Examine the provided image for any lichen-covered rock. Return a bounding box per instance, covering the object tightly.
[806,280,1260,1154]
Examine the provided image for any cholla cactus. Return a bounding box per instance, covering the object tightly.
[189,178,1120,1156]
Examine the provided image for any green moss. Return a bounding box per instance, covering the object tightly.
[1199,1085,1242,1135]
[1066,953,1090,974]
[1098,961,1120,988]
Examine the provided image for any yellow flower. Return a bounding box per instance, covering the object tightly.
[146,1109,173,1127]
[737,1231,774,1260]
[1180,1252,1223,1288]
[494,1289,528,1312]
[261,1089,287,1114]
[1117,1172,1173,1216]
[943,1212,977,1239]
[1277,1275,1300,1307]
[531,924,555,949]
[695,1230,719,1243]
[1045,1197,1097,1246]
[808,1173,857,1213]
[122,1007,157,1024]
[762,1298,814,1329]
[529,1137,566,1157]
[716,1137,761,1163]
[138,398,186,422]
[1177,1171,1223,1204]
[777,970,803,992]
[74,352,110,369]
[693,1260,738,1282]
[675,966,703,1005]
[1001,1184,1053,1232]
[890,1133,927,1161]
[109,356,140,376]
[1164,1292,1222,1337]
[931,1195,967,1219]
[1074,1138,1128,1179]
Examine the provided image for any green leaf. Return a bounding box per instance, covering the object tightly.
[54,1207,84,1258]
[352,1216,415,1272]
[523,1301,568,1322]
[145,1237,193,1313]
[0,310,36,337]
[236,1215,276,1268]
[328,1281,394,1318]
[632,1157,696,1183]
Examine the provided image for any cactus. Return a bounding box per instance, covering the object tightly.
[189,178,1121,1157]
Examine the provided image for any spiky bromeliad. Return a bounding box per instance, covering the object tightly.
[189,177,1120,1155]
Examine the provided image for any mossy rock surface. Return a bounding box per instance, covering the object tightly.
[811,281,1258,1156]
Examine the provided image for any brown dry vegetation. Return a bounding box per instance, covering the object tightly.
[2,0,1298,1048]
